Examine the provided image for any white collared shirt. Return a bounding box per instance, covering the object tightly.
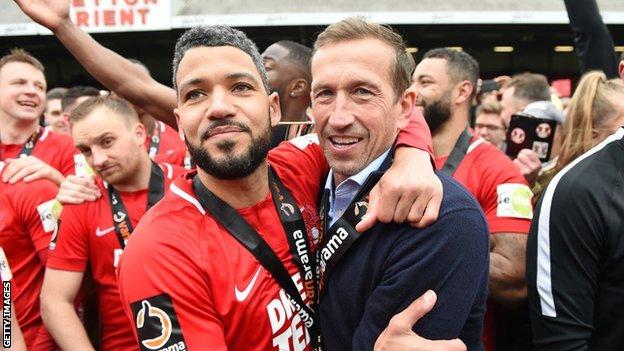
[324,149,391,226]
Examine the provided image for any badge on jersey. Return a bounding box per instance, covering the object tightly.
[49,219,61,251]
[37,199,59,233]
[130,294,187,351]
[74,154,95,178]
[0,247,13,282]
[496,183,533,219]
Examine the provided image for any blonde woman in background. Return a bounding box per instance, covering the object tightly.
[533,71,624,199]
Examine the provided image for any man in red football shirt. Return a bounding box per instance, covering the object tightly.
[0,49,78,186]
[413,48,534,351]
[112,24,459,351]
[41,96,184,351]
[0,161,59,350]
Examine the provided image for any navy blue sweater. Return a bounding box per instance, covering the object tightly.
[319,172,489,351]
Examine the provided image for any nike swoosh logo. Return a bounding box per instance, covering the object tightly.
[95,226,115,237]
[235,266,262,302]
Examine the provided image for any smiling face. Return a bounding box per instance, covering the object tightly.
[0,61,46,125]
[72,107,146,187]
[174,46,280,179]
[311,38,412,184]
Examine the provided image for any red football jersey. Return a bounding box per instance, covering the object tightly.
[46,162,185,351]
[117,140,328,351]
[434,136,532,234]
[144,121,187,167]
[0,161,59,350]
[435,136,533,351]
[117,117,432,350]
[0,128,78,177]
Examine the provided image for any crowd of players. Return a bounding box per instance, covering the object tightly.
[1,0,624,350]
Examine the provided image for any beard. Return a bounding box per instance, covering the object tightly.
[187,119,271,180]
[422,92,452,134]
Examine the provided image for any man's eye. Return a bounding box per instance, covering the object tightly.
[315,90,333,99]
[233,83,252,92]
[354,87,372,95]
[102,138,114,147]
[186,91,204,101]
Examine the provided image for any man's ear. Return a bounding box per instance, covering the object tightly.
[619,60,624,80]
[173,108,185,141]
[133,121,147,146]
[397,88,416,130]
[288,78,308,98]
[268,92,282,127]
[454,80,474,105]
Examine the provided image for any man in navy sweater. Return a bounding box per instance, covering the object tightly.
[311,18,490,351]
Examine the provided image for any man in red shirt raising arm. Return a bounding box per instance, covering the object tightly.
[14,0,439,226]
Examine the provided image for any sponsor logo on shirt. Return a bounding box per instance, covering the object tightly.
[131,294,187,351]
[96,226,115,237]
[37,199,58,233]
[235,266,262,302]
[266,271,310,351]
[496,183,533,219]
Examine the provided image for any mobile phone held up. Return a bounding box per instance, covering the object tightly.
[506,113,557,162]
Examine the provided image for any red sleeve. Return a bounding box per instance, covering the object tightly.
[394,108,434,160]
[268,134,329,197]
[117,218,228,350]
[14,180,59,263]
[475,148,533,235]
[46,204,90,272]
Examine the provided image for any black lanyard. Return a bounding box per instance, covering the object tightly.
[0,128,41,160]
[148,122,161,159]
[441,128,472,176]
[192,167,320,348]
[107,161,165,248]
[317,153,392,293]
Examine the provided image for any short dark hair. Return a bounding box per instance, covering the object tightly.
[70,95,138,125]
[0,48,45,74]
[61,86,101,112]
[46,87,68,100]
[314,17,413,100]
[422,48,480,98]
[172,25,269,92]
[274,40,312,78]
[507,73,551,103]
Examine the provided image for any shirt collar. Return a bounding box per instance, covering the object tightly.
[324,148,391,198]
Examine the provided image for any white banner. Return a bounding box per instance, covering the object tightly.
[68,0,171,32]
